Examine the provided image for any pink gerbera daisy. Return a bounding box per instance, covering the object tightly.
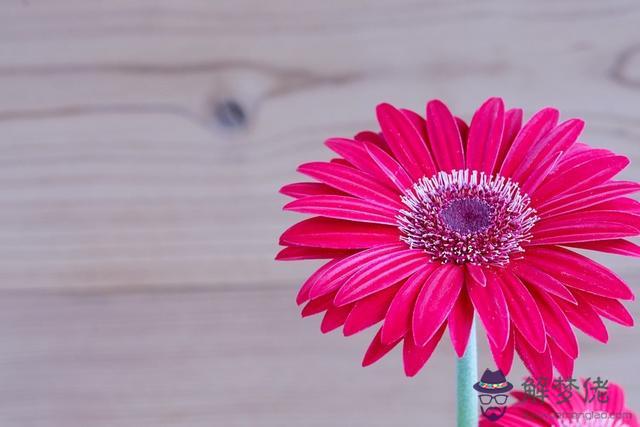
[277,98,640,377]
[480,380,638,426]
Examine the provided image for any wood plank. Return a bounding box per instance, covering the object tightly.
[0,287,637,426]
[0,1,639,290]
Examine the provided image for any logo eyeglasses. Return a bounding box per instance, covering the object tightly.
[478,394,508,405]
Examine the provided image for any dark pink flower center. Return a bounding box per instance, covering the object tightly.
[398,170,538,266]
[440,198,492,235]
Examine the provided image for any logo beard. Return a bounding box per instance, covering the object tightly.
[481,406,506,421]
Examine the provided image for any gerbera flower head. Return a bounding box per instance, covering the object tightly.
[480,380,639,426]
[277,97,640,377]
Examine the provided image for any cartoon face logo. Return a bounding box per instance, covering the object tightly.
[473,369,513,421]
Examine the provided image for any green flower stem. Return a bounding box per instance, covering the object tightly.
[456,318,478,427]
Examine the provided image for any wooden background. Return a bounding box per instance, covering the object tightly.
[0,0,639,425]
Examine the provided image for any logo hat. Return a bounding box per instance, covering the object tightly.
[473,369,513,394]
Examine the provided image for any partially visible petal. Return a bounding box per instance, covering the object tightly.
[297,259,342,305]
[531,210,640,245]
[364,142,414,192]
[362,328,401,367]
[334,249,429,306]
[536,181,640,217]
[448,287,474,358]
[511,118,584,184]
[501,108,559,178]
[276,246,355,261]
[354,130,389,152]
[493,108,523,174]
[525,246,634,300]
[280,217,400,249]
[488,328,515,376]
[466,264,486,287]
[515,331,553,381]
[554,292,609,343]
[280,182,345,198]
[465,97,505,173]
[320,304,353,333]
[572,290,634,327]
[284,195,399,225]
[426,99,465,171]
[381,264,438,344]
[563,239,640,258]
[549,339,574,379]
[403,325,447,377]
[298,161,402,209]
[376,103,437,179]
[499,271,547,353]
[529,287,579,358]
[533,154,629,203]
[412,265,464,346]
[309,244,403,299]
[468,272,510,350]
[511,261,577,304]
[325,138,396,189]
[343,284,399,336]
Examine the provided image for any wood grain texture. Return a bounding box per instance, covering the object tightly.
[0,0,639,425]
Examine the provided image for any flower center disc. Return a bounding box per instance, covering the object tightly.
[440,198,492,235]
[398,170,538,267]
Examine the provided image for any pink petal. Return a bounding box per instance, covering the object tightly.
[499,271,547,353]
[563,239,640,258]
[554,292,609,343]
[284,195,398,225]
[412,265,464,346]
[334,249,429,306]
[549,339,574,379]
[362,328,401,367]
[467,271,510,350]
[309,244,403,299]
[466,264,486,287]
[448,287,474,357]
[500,107,559,178]
[465,97,505,174]
[325,138,395,189]
[364,142,414,192]
[343,284,399,336]
[536,181,640,217]
[488,329,514,375]
[511,261,577,304]
[381,264,438,344]
[320,303,353,333]
[511,118,584,184]
[376,103,437,180]
[297,259,342,305]
[572,290,634,327]
[525,246,634,300]
[533,154,629,203]
[280,182,345,198]
[455,117,469,144]
[403,325,447,377]
[426,99,465,171]
[531,210,640,245]
[520,150,563,195]
[276,246,355,261]
[493,108,523,174]
[515,331,553,381]
[280,217,400,249]
[529,287,579,358]
[301,291,336,317]
[401,108,428,142]
[298,161,402,209]
[354,130,389,152]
